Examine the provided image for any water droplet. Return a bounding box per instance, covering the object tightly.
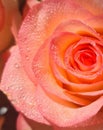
[15,63,19,68]
[0,107,8,115]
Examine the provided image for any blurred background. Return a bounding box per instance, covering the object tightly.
[0,0,26,130]
[0,91,18,130]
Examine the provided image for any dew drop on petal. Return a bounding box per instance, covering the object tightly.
[14,63,19,68]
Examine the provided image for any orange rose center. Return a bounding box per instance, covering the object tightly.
[79,49,96,66]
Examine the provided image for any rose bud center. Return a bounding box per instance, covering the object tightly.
[78,49,96,66]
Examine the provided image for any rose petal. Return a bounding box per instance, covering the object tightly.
[66,90,103,97]
[53,19,102,41]
[17,113,52,130]
[54,121,103,130]
[51,61,103,92]
[27,0,41,8]
[35,85,103,127]
[54,108,103,130]
[75,0,103,15]
[17,114,32,130]
[0,46,49,124]
[86,16,103,35]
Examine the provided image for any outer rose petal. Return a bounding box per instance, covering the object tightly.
[75,0,103,15]
[35,85,103,128]
[0,46,49,125]
[17,114,52,130]
[18,0,92,82]
[85,16,103,35]
[17,114,32,130]
[22,0,41,18]
[27,0,41,8]
[54,123,103,130]
[16,113,103,130]
[0,0,21,52]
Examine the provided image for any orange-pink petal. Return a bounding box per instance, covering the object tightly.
[35,85,103,127]
[0,46,49,124]
[17,114,52,130]
[75,0,103,15]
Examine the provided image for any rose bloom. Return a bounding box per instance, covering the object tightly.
[1,0,103,130]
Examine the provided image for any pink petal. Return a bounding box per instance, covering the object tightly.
[27,0,41,8]
[86,16,103,35]
[75,0,103,15]
[66,90,103,99]
[17,114,32,130]
[0,46,49,125]
[54,123,103,130]
[35,85,103,127]
[17,113,52,130]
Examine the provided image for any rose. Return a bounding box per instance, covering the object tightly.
[1,0,103,129]
[0,0,21,52]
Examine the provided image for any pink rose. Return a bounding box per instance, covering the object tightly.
[1,0,103,129]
